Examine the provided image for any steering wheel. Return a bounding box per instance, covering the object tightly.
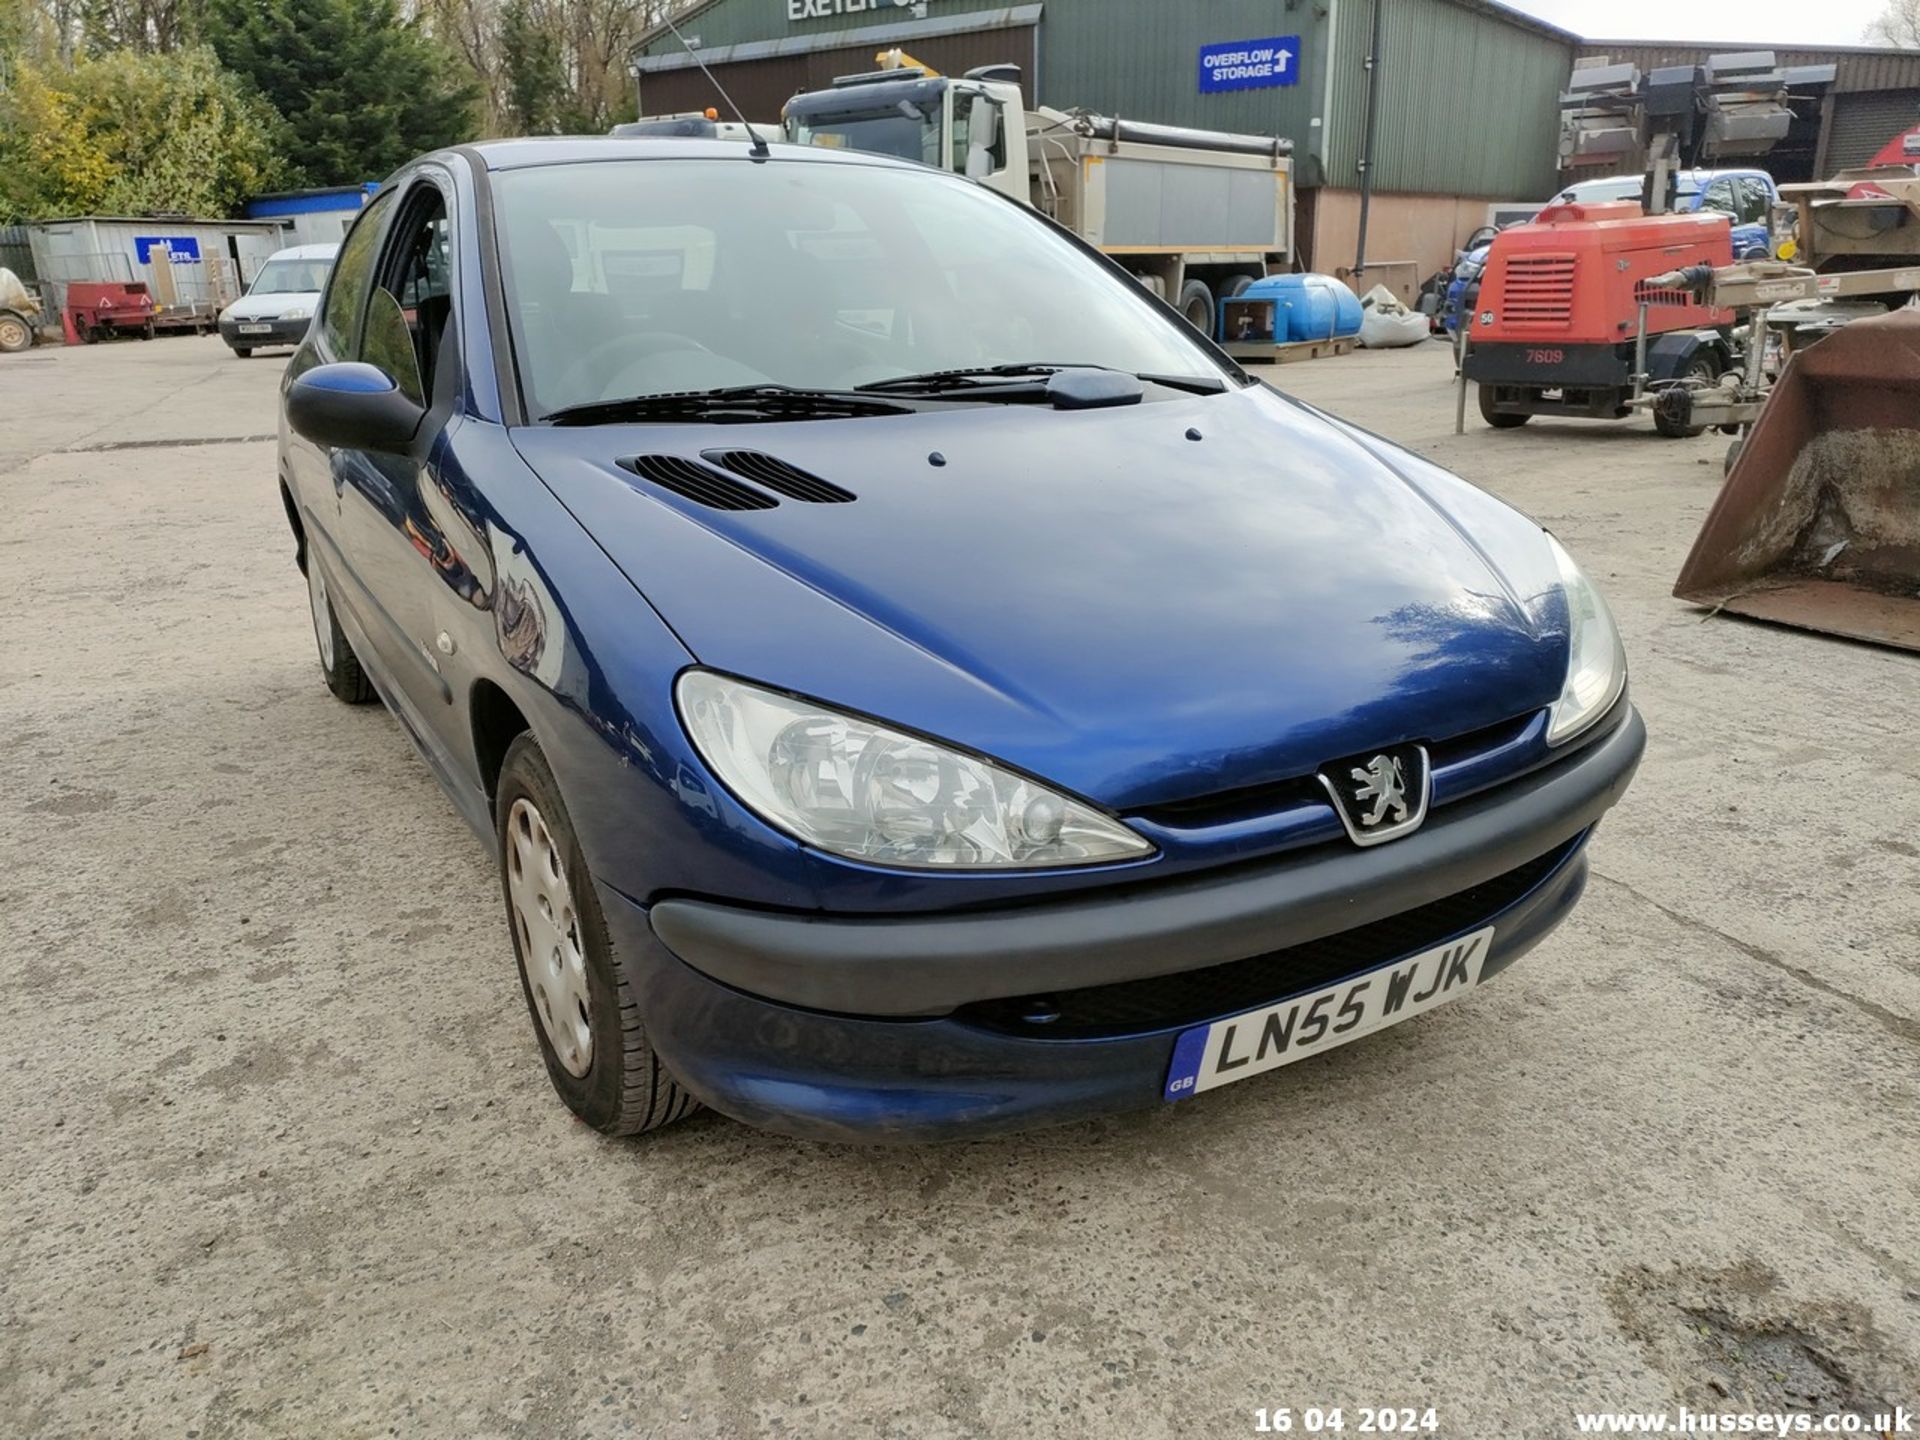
[554,331,712,404]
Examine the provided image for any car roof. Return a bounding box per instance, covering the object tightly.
[457,136,920,173]
[267,243,341,260]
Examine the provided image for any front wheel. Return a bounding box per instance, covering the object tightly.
[495,734,698,1137]
[0,311,32,353]
[233,346,253,359]
[305,551,377,703]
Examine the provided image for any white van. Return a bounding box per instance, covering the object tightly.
[218,242,338,357]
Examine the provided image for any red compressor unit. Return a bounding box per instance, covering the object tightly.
[1462,200,1736,436]
[64,282,157,344]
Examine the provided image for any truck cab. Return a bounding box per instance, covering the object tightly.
[783,66,1028,204]
[782,62,1294,336]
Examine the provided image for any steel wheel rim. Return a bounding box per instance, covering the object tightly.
[306,558,336,672]
[0,317,27,349]
[506,797,593,1077]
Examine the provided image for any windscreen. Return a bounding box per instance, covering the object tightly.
[249,258,332,295]
[494,157,1227,419]
[790,111,938,165]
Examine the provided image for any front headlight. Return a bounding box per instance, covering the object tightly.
[283,306,312,321]
[1546,535,1627,745]
[676,671,1154,870]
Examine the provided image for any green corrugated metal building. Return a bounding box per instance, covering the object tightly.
[631,0,1578,281]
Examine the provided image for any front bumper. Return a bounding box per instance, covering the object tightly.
[219,317,309,349]
[603,832,1591,1141]
[651,704,1644,1016]
[602,705,1644,1141]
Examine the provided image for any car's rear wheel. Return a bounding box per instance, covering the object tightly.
[495,734,697,1137]
[305,551,377,703]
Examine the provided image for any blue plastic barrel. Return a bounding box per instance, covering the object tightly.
[1234,273,1363,343]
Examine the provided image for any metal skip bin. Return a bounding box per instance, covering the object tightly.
[1673,308,1920,651]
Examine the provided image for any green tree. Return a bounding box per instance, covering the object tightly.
[0,46,287,222]
[78,0,204,54]
[204,0,477,184]
[496,0,562,134]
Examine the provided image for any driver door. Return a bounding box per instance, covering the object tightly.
[330,173,473,762]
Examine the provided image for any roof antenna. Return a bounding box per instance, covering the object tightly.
[660,10,771,160]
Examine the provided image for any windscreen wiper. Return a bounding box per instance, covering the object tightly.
[856,364,1228,397]
[542,385,913,426]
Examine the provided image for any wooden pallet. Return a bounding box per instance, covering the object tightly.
[1226,335,1358,364]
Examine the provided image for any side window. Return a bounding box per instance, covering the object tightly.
[318,190,394,357]
[369,184,453,405]
[1737,178,1771,225]
[1699,179,1736,217]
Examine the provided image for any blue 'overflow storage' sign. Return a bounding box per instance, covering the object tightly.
[1198,36,1301,93]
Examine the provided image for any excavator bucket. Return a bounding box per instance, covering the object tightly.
[1673,308,1920,651]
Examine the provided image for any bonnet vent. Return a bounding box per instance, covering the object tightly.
[617,454,778,512]
[703,450,855,504]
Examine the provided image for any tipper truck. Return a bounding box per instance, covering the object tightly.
[782,59,1294,337]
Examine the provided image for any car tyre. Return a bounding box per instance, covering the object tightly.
[234,346,253,359]
[1477,383,1530,429]
[1177,279,1216,337]
[495,734,698,1137]
[305,551,377,704]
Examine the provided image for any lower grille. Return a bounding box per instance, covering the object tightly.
[957,838,1579,1038]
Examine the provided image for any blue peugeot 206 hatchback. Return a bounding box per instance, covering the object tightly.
[278,137,1644,1142]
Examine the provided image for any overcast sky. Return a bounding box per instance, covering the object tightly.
[1502,0,1897,46]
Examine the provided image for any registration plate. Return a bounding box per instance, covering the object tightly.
[1164,926,1495,1100]
[237,323,272,334]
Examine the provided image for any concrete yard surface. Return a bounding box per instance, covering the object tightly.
[1,335,1915,1438]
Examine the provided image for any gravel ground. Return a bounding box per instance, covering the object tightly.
[1,334,1915,1439]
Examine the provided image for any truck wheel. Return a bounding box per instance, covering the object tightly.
[496,734,699,1137]
[0,311,31,353]
[1477,384,1530,429]
[1653,352,1721,439]
[1219,274,1255,302]
[1177,280,1216,337]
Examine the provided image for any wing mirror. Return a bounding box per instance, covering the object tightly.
[965,95,1002,179]
[286,362,426,456]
